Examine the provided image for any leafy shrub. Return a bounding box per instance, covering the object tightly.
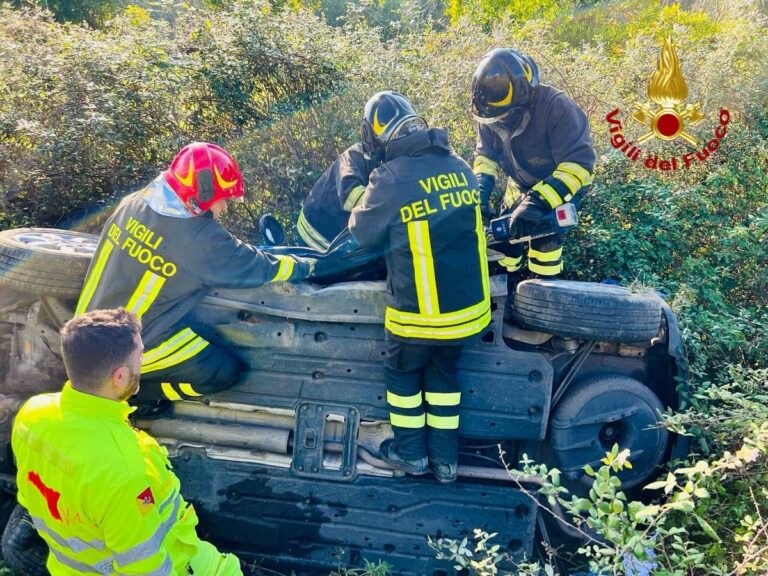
[0,2,343,230]
[1,0,121,26]
[496,415,768,576]
[446,0,572,27]
[226,0,768,393]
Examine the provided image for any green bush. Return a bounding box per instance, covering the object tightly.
[0,2,343,230]
[1,0,121,26]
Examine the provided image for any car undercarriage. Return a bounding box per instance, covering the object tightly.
[0,228,688,575]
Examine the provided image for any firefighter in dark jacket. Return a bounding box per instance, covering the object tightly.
[296,143,380,250]
[471,48,595,316]
[76,143,314,409]
[350,92,491,483]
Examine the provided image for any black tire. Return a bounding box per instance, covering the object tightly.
[549,375,669,491]
[0,228,97,299]
[513,279,663,342]
[1,504,49,576]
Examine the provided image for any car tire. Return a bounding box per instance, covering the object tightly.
[512,279,663,342]
[549,374,669,491]
[1,503,49,576]
[0,228,98,300]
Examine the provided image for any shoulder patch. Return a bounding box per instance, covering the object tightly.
[136,486,155,517]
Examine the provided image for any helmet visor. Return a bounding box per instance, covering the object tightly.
[473,113,503,125]
[472,105,524,126]
[389,116,428,143]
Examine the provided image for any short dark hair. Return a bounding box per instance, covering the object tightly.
[60,308,141,393]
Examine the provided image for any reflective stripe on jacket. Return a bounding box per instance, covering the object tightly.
[298,143,378,249]
[350,128,491,344]
[76,176,309,350]
[12,384,240,575]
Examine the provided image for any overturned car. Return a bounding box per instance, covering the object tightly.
[0,227,687,575]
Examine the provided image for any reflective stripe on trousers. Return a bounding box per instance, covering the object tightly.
[141,328,210,375]
[296,210,330,251]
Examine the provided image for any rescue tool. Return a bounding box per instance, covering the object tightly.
[487,202,578,245]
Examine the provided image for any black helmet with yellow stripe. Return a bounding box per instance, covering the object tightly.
[471,49,540,125]
[360,91,425,160]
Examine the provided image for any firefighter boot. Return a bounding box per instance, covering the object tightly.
[429,461,458,484]
[379,439,428,476]
[259,213,285,246]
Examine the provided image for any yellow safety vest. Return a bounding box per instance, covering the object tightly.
[12,383,241,575]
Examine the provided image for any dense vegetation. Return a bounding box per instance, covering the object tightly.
[1,0,767,573]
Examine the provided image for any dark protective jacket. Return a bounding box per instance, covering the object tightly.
[297,143,379,250]
[474,84,595,209]
[350,128,491,344]
[76,176,309,355]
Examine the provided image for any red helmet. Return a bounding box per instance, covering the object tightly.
[163,142,244,214]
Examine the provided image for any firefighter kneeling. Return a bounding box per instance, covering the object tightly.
[76,143,315,415]
[350,92,491,484]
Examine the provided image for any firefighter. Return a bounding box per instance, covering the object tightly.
[11,308,242,575]
[350,92,491,484]
[471,48,595,316]
[294,142,380,250]
[75,143,314,411]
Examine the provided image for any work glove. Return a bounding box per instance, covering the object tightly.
[476,173,497,220]
[508,194,549,239]
[288,255,317,281]
[302,257,317,278]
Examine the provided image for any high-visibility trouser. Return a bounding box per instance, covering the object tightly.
[137,327,244,402]
[383,337,464,464]
[497,234,564,277]
[497,193,565,277]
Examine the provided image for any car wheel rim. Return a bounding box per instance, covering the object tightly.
[12,231,97,256]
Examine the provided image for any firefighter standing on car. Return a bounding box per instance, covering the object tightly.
[12,308,242,575]
[471,48,595,317]
[350,92,491,484]
[75,143,314,412]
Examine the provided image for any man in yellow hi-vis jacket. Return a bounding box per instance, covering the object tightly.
[350,92,491,484]
[76,143,314,411]
[12,308,242,575]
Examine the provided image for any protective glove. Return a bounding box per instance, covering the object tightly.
[476,173,497,220]
[302,257,317,277]
[290,256,316,281]
[508,193,549,239]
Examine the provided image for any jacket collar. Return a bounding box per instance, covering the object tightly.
[60,382,135,423]
[385,127,451,161]
[143,175,195,218]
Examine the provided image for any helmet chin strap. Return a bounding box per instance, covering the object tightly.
[492,110,531,139]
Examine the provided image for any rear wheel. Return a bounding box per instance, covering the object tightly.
[0,228,97,299]
[548,374,669,491]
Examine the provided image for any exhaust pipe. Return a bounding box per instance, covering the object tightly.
[135,419,290,454]
[170,401,391,454]
[140,403,584,539]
